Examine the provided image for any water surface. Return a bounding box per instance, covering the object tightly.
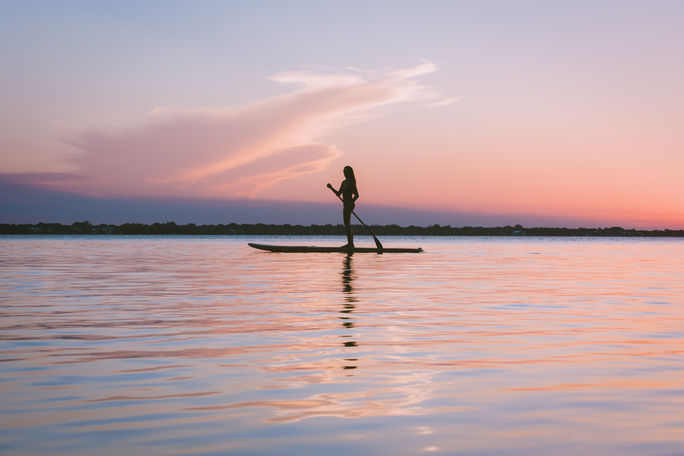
[2,236,684,455]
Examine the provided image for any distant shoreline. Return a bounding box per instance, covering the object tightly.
[1,222,683,237]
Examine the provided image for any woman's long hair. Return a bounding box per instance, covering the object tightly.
[343,165,356,184]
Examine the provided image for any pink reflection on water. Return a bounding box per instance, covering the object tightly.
[1,237,684,454]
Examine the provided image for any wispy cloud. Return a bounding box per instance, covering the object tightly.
[429,96,462,108]
[50,62,444,198]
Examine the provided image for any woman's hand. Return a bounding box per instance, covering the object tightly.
[327,183,341,197]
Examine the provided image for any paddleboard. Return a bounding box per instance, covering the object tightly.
[248,243,423,253]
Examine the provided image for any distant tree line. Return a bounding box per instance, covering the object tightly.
[1,221,683,237]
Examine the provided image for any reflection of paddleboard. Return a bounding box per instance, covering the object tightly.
[248,243,423,253]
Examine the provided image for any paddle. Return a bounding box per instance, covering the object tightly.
[327,184,383,254]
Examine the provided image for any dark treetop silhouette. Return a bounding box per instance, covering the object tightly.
[3,222,683,237]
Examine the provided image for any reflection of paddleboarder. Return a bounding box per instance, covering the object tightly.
[327,166,359,251]
[340,255,358,360]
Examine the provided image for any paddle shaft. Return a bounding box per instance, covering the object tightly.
[327,185,383,252]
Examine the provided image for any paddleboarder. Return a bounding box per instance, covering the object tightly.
[327,166,359,252]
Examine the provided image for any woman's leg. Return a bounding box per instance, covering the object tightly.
[343,206,354,247]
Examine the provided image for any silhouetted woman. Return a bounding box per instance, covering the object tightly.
[327,166,359,251]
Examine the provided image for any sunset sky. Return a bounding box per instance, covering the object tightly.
[2,0,683,228]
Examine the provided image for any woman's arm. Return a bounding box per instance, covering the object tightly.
[326,182,341,197]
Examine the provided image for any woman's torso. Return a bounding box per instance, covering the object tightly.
[340,179,356,204]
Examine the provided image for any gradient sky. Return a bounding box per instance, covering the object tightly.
[1,0,683,228]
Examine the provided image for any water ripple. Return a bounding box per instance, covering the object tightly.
[2,236,684,455]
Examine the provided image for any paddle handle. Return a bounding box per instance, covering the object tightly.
[327,183,358,207]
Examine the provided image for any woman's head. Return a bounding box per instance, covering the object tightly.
[343,165,355,182]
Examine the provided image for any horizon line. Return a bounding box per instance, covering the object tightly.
[3,221,684,236]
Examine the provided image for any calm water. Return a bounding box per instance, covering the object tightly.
[1,236,684,455]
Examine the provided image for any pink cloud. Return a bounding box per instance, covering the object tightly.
[59,62,441,198]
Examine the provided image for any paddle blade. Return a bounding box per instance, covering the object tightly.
[373,235,384,254]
